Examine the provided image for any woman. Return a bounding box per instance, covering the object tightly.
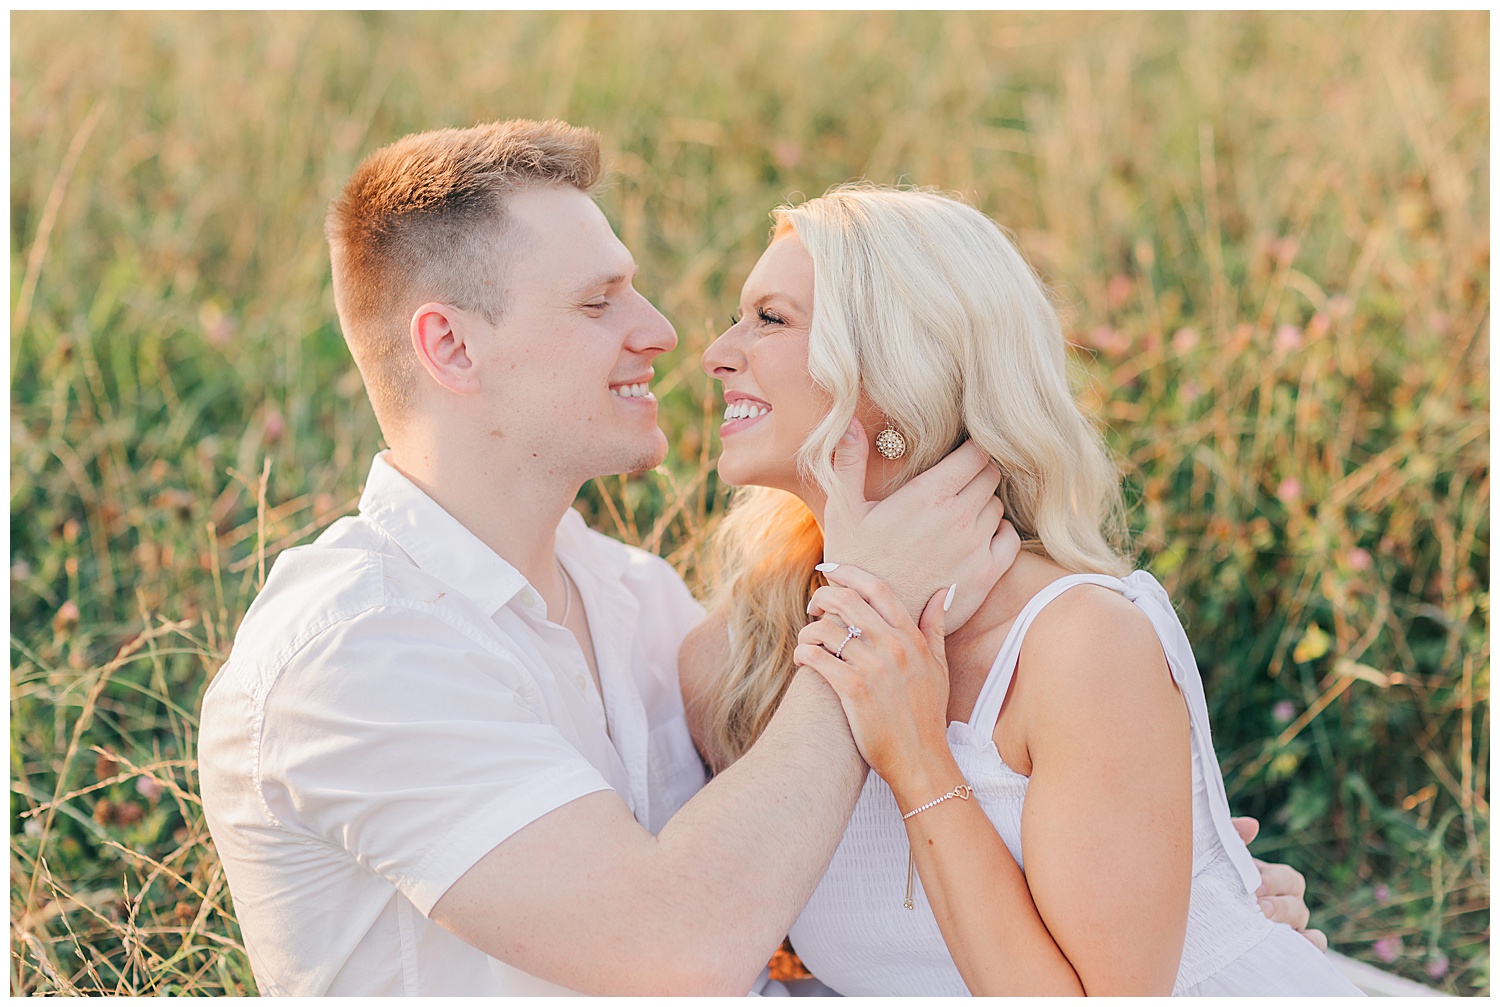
[681,184,1361,995]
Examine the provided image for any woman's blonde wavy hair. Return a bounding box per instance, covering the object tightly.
[698,183,1132,772]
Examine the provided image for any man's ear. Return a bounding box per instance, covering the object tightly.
[410,302,481,395]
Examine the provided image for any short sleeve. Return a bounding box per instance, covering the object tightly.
[257,604,615,915]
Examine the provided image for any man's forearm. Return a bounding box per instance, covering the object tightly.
[431,671,866,995]
[649,669,866,991]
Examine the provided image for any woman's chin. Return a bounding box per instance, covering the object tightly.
[714,454,790,493]
[713,457,753,488]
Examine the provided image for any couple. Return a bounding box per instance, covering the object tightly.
[198,119,1358,995]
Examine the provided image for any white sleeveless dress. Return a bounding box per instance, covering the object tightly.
[787,571,1363,996]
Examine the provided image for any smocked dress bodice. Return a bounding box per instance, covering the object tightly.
[786,572,1361,996]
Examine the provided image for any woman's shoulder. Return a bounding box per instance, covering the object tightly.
[678,608,729,682]
[1030,575,1156,644]
[1009,575,1182,740]
[677,608,730,749]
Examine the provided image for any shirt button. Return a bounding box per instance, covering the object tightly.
[574,674,587,689]
[520,589,539,608]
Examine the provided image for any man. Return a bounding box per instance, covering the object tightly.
[198,118,1317,996]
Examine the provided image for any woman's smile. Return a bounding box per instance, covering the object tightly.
[721,392,773,434]
[701,231,824,493]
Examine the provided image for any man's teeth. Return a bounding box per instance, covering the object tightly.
[612,383,652,398]
[723,401,771,421]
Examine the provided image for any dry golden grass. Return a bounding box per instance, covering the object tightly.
[10,11,1488,994]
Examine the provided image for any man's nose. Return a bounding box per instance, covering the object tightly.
[629,294,678,356]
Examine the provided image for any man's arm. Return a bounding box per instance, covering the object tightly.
[433,427,1022,993]
[1231,816,1327,951]
[431,669,863,995]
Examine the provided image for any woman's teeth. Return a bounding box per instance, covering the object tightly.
[612,383,652,398]
[723,401,770,421]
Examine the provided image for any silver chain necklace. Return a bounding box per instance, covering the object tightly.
[555,557,606,733]
[555,556,574,625]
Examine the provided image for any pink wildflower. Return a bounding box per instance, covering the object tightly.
[53,600,80,635]
[1172,327,1200,354]
[1373,935,1403,964]
[772,140,803,171]
[199,302,236,347]
[1088,326,1131,358]
[1276,478,1302,504]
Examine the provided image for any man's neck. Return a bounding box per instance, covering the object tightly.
[385,438,580,590]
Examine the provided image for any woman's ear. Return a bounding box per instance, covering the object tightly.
[410,302,481,395]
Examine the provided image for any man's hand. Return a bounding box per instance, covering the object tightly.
[1231,816,1328,952]
[821,420,1021,627]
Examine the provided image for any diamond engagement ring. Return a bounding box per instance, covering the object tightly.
[834,624,862,659]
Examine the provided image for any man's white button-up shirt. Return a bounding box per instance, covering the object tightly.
[199,453,708,995]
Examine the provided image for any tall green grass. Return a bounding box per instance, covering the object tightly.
[10,11,1487,995]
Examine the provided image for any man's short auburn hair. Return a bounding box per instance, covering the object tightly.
[325,118,601,429]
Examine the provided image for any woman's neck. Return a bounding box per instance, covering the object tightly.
[941,550,1070,673]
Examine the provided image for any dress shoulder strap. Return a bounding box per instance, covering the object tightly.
[967,573,1126,739]
[967,569,1261,897]
[1112,570,1264,896]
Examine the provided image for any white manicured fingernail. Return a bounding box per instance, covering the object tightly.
[815,562,839,572]
[943,583,957,612]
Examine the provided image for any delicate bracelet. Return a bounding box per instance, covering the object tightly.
[901,783,974,910]
[902,783,973,820]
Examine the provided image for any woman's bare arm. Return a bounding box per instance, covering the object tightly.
[1004,589,1192,994]
[799,568,1192,995]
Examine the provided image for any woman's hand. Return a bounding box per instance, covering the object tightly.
[820,419,1020,627]
[792,563,954,785]
[796,565,1088,996]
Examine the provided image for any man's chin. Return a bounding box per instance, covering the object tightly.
[622,452,664,476]
[616,436,668,476]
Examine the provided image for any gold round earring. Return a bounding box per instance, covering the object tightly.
[875,425,908,460]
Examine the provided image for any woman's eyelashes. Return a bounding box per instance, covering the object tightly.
[730,307,788,327]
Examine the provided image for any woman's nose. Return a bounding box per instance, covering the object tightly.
[700,325,743,377]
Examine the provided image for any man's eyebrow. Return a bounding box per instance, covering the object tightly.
[572,262,637,296]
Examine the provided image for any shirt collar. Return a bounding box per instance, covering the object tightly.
[554,504,629,580]
[358,452,533,616]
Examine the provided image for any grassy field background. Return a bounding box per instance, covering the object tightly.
[10,11,1488,995]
